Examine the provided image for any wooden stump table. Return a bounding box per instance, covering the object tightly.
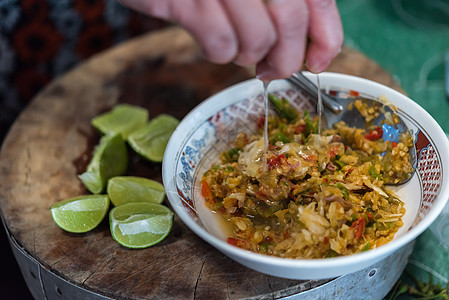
[0,27,409,299]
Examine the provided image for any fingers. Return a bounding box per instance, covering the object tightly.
[220,0,276,66]
[119,0,239,64]
[304,0,343,73]
[172,1,239,64]
[119,0,343,78]
[256,0,310,80]
[120,0,278,66]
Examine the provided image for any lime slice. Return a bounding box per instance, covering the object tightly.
[127,114,179,162]
[110,202,174,249]
[51,195,109,233]
[92,104,149,139]
[107,176,166,207]
[79,133,128,194]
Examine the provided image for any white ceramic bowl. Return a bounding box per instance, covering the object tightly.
[162,72,449,280]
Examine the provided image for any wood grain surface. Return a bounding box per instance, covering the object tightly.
[0,26,403,299]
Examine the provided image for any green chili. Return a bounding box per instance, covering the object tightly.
[225,147,240,162]
[361,242,370,252]
[304,110,318,135]
[268,94,298,123]
[336,182,349,200]
[270,131,290,144]
[368,165,382,180]
[225,166,234,172]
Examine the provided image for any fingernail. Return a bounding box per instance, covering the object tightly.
[256,60,274,80]
[256,72,273,81]
[256,69,273,81]
[305,60,317,73]
[306,59,330,74]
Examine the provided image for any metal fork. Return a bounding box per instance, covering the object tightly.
[287,72,416,185]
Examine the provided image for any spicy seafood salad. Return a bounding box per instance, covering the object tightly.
[201,94,414,259]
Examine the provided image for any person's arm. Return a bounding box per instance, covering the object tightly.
[118,0,343,80]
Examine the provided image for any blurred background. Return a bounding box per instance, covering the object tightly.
[1,0,448,298]
[0,1,167,298]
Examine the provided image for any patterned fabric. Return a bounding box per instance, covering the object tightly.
[0,0,167,140]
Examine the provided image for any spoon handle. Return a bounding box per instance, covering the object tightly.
[289,72,344,113]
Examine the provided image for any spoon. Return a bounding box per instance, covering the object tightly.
[288,72,417,185]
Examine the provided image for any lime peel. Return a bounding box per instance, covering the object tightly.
[79,133,128,194]
[51,195,110,233]
[127,114,179,162]
[91,104,149,139]
[110,202,174,249]
[107,176,166,206]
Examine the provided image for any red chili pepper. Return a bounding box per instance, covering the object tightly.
[328,145,340,158]
[295,124,306,134]
[351,216,366,239]
[227,237,237,246]
[357,221,366,239]
[392,142,397,148]
[267,154,287,170]
[227,237,248,248]
[257,116,265,128]
[323,236,329,244]
[365,126,383,141]
[201,180,214,204]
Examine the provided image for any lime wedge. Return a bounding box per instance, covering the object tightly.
[110,202,173,249]
[127,114,179,162]
[51,195,109,233]
[107,176,166,207]
[92,104,149,139]
[79,133,128,194]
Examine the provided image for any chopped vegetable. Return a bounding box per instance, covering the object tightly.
[201,97,411,259]
[361,242,370,251]
[365,126,383,141]
[368,165,382,180]
[201,180,214,204]
[351,216,366,239]
[268,94,298,122]
[270,131,290,144]
[336,183,349,200]
[304,110,318,135]
[223,147,240,162]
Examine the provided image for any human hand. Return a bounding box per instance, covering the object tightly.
[118,0,343,80]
